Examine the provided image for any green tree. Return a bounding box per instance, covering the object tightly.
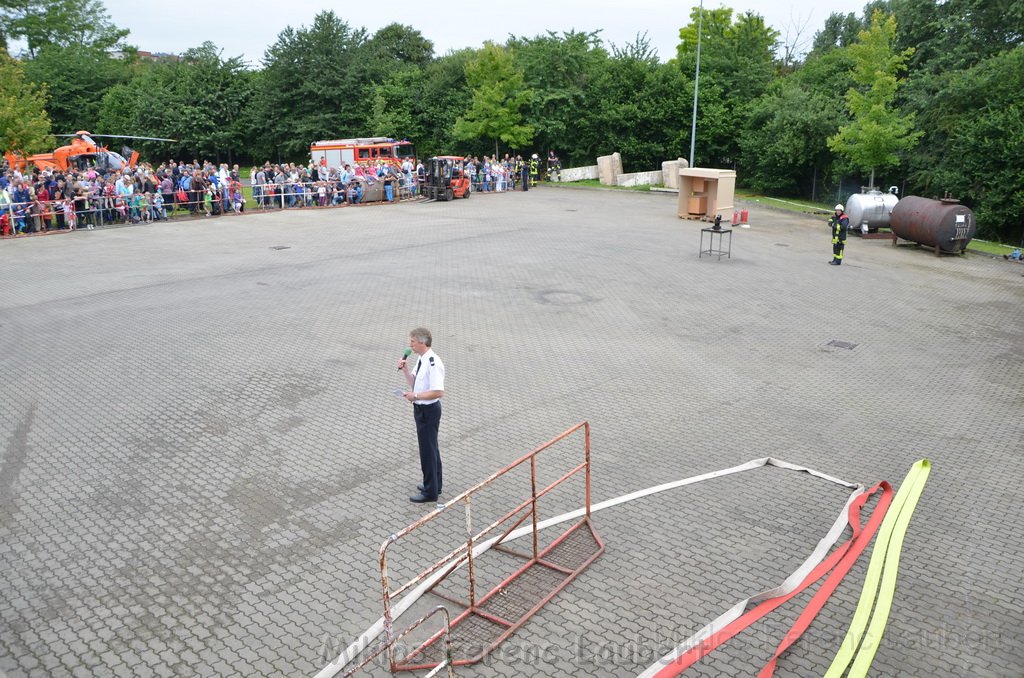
[97,42,255,163]
[574,42,694,171]
[367,67,421,141]
[905,45,1024,243]
[412,50,475,157]
[810,12,864,55]
[677,7,779,97]
[509,30,605,162]
[827,10,921,187]
[892,0,1023,73]
[454,43,534,154]
[739,79,845,196]
[255,11,370,160]
[362,24,436,145]
[0,51,51,152]
[1,0,128,57]
[366,48,475,158]
[23,43,131,132]
[676,7,780,167]
[168,43,254,162]
[677,7,736,59]
[365,23,434,68]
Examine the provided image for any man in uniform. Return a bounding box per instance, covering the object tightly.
[399,327,446,503]
[829,204,849,265]
[546,150,560,181]
[529,154,540,187]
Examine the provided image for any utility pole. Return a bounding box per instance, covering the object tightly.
[689,0,704,169]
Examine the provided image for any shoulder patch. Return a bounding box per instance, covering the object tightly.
[429,356,435,365]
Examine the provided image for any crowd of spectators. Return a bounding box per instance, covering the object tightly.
[251,158,423,208]
[464,154,530,192]
[0,159,250,236]
[1,150,544,237]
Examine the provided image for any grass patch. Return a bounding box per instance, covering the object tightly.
[966,239,1017,256]
[735,189,830,214]
[549,179,652,192]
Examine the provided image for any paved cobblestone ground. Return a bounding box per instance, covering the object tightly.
[1,187,1022,678]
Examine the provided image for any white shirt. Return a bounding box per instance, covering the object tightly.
[412,349,445,404]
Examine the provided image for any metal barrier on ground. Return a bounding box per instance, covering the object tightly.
[341,606,456,678]
[378,422,604,672]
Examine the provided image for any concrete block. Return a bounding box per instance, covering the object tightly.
[616,170,664,187]
[555,165,599,182]
[661,159,688,190]
[597,152,624,185]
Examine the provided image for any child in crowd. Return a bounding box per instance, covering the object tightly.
[129,192,143,223]
[83,194,95,230]
[138,193,151,223]
[231,185,243,213]
[348,179,363,204]
[87,185,102,228]
[63,197,76,230]
[73,190,89,229]
[36,185,52,230]
[203,187,213,216]
[104,183,117,224]
[152,192,165,221]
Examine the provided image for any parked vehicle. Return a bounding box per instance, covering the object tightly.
[424,156,470,201]
[310,137,416,171]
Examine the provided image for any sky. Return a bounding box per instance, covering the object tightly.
[102,0,870,67]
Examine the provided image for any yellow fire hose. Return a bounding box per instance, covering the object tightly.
[824,458,932,678]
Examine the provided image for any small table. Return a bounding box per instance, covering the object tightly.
[700,227,733,259]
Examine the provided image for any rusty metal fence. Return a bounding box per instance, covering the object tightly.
[341,606,456,678]
[378,422,604,672]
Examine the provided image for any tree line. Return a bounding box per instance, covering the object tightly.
[1,0,1021,243]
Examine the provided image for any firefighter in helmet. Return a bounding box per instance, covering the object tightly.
[529,154,539,187]
[829,204,849,265]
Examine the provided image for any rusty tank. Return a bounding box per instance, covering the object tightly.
[889,195,976,254]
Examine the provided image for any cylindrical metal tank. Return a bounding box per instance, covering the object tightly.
[890,196,976,254]
[845,187,899,233]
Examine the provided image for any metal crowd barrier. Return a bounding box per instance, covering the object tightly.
[341,606,456,678]
[2,164,522,238]
[379,422,604,672]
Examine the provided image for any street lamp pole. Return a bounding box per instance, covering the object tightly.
[689,0,704,168]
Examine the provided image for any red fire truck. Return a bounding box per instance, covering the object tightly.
[309,137,416,170]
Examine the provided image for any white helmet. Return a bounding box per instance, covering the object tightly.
[532,153,538,159]
[835,204,844,211]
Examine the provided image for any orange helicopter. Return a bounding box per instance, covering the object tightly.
[4,131,176,174]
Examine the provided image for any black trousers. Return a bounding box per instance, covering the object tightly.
[414,402,442,497]
[833,239,846,262]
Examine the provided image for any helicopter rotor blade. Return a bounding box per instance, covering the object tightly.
[89,135,179,142]
[54,133,178,142]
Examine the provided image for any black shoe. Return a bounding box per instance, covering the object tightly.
[417,484,442,494]
[829,260,840,265]
[409,493,438,503]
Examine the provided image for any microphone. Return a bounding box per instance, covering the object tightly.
[398,347,412,370]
